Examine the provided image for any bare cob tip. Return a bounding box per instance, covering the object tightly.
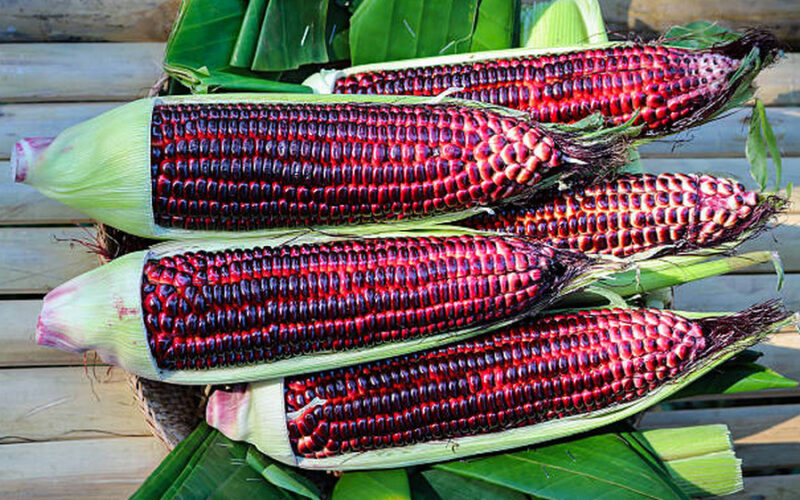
[698,300,792,355]
[11,137,54,184]
[206,386,250,441]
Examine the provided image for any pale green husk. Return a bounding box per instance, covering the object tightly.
[37,229,619,385]
[640,425,743,497]
[520,0,608,48]
[208,312,786,470]
[20,99,154,237]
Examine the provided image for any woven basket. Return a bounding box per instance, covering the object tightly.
[96,224,207,449]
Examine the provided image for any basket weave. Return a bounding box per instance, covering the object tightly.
[96,224,207,449]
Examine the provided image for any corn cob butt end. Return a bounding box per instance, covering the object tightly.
[11,137,54,184]
[35,252,157,376]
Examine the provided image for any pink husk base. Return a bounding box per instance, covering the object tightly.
[206,386,251,441]
[11,137,54,183]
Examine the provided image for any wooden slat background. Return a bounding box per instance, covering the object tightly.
[0,3,798,498]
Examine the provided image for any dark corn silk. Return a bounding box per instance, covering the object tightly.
[150,102,575,231]
[140,235,587,370]
[333,36,772,133]
[462,174,770,257]
[284,308,708,458]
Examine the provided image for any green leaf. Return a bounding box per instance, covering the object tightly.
[470,0,518,52]
[771,251,786,291]
[164,0,310,93]
[670,361,798,399]
[436,433,688,500]
[349,0,479,65]
[747,99,769,191]
[247,448,321,500]
[140,428,290,500]
[326,2,352,61]
[521,0,608,48]
[417,469,528,500]
[130,423,213,499]
[165,0,248,71]
[662,21,739,50]
[252,0,330,72]
[229,0,269,68]
[757,99,783,191]
[333,469,411,500]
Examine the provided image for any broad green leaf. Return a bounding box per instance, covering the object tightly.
[470,0,518,52]
[252,0,330,72]
[326,1,352,61]
[521,0,607,48]
[130,423,213,499]
[230,0,269,68]
[349,0,479,65]
[165,0,247,71]
[436,433,688,500]
[757,99,783,190]
[333,469,411,500]
[747,98,769,191]
[247,448,321,500]
[147,429,290,500]
[164,0,310,93]
[670,361,797,399]
[418,469,529,500]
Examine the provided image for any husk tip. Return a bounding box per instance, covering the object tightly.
[206,386,250,441]
[11,137,54,184]
[36,282,87,353]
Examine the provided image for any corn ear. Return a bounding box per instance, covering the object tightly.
[205,303,789,470]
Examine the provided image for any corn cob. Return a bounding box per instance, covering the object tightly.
[205,302,789,469]
[309,30,778,136]
[12,94,628,240]
[462,173,784,257]
[35,233,593,384]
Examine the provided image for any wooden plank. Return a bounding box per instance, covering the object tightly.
[0,43,165,103]
[642,157,800,193]
[733,214,800,274]
[0,102,119,160]
[598,0,800,48]
[0,366,150,442]
[638,107,800,158]
[0,0,180,42]
[726,475,800,500]
[640,404,800,471]
[0,162,90,224]
[672,273,800,312]
[756,53,800,107]
[0,300,86,367]
[0,437,166,499]
[0,227,99,294]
